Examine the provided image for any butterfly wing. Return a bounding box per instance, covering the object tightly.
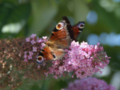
[62,17,85,41]
[62,16,75,41]
[37,46,65,64]
[72,22,85,40]
[48,16,75,49]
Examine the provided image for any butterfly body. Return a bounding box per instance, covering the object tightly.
[37,16,85,64]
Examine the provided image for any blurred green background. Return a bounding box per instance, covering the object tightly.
[0,0,120,90]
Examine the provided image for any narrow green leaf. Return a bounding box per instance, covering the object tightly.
[74,0,89,21]
[28,0,58,36]
[0,2,31,37]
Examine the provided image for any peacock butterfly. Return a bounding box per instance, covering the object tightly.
[37,16,85,64]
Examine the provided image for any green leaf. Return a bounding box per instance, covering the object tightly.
[111,62,120,71]
[0,2,31,37]
[74,0,89,21]
[28,0,58,36]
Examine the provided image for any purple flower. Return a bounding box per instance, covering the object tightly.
[24,59,28,62]
[31,39,36,45]
[37,38,42,43]
[28,55,32,60]
[24,51,27,54]
[44,72,48,76]
[37,65,40,69]
[26,37,30,42]
[42,36,47,40]
[30,34,36,38]
[62,77,116,90]
[41,43,46,48]
[33,47,37,52]
[24,54,27,59]
[42,36,48,42]
[29,51,33,56]
[46,41,110,79]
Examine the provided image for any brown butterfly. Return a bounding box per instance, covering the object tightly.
[37,16,85,64]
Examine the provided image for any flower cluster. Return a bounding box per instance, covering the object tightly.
[61,77,116,90]
[0,34,48,89]
[47,41,110,79]
[0,34,111,89]
[22,34,47,62]
[0,38,24,88]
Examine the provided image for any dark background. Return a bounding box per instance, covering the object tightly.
[0,0,120,90]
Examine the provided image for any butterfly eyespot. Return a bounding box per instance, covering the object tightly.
[56,22,65,30]
[78,23,85,29]
[36,56,44,64]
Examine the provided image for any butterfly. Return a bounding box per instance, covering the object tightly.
[37,16,85,64]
